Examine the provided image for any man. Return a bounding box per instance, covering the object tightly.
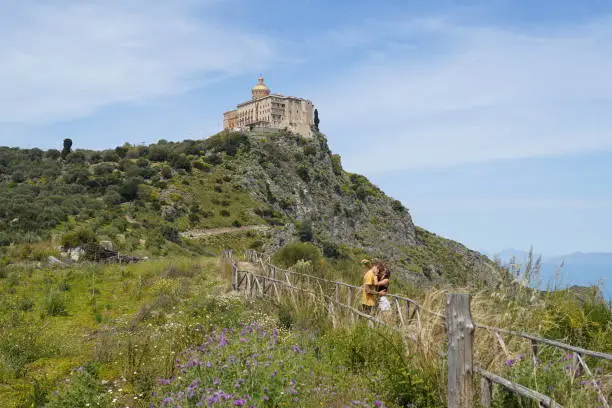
[361,260,388,315]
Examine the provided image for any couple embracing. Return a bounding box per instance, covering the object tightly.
[360,259,392,323]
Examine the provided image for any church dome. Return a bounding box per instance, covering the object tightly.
[252,76,270,99]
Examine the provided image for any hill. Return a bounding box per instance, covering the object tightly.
[0,130,503,287]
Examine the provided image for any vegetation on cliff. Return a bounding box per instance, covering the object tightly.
[0,130,502,288]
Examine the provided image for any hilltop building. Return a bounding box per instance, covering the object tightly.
[223,77,315,138]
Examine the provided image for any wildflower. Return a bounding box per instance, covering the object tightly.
[374,401,383,407]
[504,359,515,367]
[233,399,246,406]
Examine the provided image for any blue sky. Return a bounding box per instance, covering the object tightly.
[1,0,612,256]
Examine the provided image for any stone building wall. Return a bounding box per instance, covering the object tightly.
[222,77,314,138]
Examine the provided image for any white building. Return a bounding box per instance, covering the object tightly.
[223,77,315,138]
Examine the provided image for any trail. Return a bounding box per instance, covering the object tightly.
[179,225,270,239]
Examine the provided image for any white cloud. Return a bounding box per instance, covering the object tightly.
[309,17,612,173]
[0,1,277,124]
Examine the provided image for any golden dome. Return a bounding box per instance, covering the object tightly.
[251,76,270,99]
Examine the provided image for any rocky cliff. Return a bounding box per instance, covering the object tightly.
[224,130,502,286]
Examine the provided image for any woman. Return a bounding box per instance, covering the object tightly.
[375,263,393,324]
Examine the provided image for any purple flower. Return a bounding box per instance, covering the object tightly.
[233,399,246,406]
[504,359,515,367]
[374,401,383,407]
[213,378,220,386]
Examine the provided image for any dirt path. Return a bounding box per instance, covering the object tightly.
[179,225,271,239]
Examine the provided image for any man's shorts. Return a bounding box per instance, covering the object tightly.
[361,304,375,315]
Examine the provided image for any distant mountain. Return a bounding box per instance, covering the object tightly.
[491,248,612,300]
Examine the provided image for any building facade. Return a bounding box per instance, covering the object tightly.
[223,77,315,138]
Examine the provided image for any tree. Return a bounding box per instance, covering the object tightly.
[314,109,320,130]
[61,138,73,159]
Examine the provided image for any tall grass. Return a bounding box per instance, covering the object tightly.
[1,251,609,407]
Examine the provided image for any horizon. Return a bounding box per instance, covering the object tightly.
[2,1,612,256]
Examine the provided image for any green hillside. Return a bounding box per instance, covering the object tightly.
[0,132,610,407]
[0,130,502,288]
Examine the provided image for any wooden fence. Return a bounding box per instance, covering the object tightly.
[222,249,612,408]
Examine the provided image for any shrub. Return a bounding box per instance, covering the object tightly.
[203,131,250,156]
[391,199,406,213]
[192,160,211,172]
[272,242,321,268]
[169,153,192,171]
[118,177,140,201]
[61,227,97,249]
[103,190,122,206]
[44,290,68,316]
[101,150,119,162]
[17,297,35,312]
[45,149,61,160]
[46,363,111,408]
[321,240,341,258]
[11,171,26,183]
[161,165,173,179]
[297,220,313,242]
[303,144,317,156]
[296,164,310,182]
[204,153,222,165]
[331,154,343,176]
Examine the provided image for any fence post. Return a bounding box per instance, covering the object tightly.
[447,293,475,408]
[480,377,493,408]
[232,264,237,290]
[335,283,340,303]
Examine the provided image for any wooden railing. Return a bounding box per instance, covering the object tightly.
[223,250,612,408]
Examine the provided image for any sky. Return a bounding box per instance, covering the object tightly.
[1,0,612,256]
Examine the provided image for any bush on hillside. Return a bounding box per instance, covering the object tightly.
[296,164,310,182]
[321,240,341,259]
[297,220,313,242]
[61,227,97,249]
[118,178,140,201]
[331,154,343,176]
[391,199,406,213]
[203,131,250,156]
[272,242,321,269]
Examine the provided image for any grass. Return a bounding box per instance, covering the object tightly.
[0,257,221,407]
[0,244,610,407]
[0,254,433,408]
[234,249,612,408]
